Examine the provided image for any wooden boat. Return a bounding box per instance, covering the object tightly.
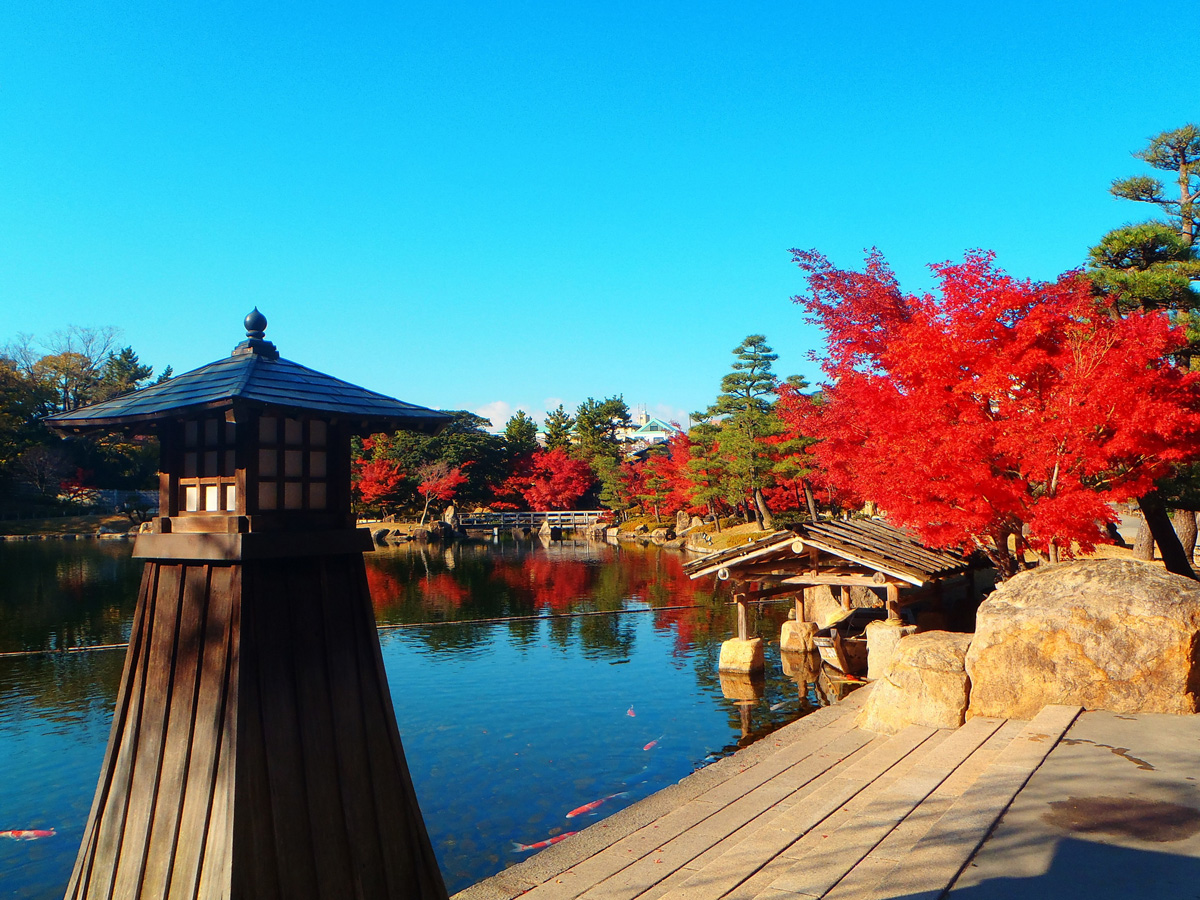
[813,607,890,675]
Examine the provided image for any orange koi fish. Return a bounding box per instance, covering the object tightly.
[626,706,636,717]
[643,736,663,751]
[0,829,55,840]
[512,831,577,852]
[566,791,629,819]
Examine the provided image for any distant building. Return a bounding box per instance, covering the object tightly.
[619,409,681,445]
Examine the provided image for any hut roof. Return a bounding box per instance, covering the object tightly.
[684,519,969,586]
[44,311,450,436]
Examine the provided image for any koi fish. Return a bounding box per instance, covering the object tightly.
[0,829,55,840]
[626,706,636,717]
[643,736,663,751]
[566,791,629,819]
[512,831,576,852]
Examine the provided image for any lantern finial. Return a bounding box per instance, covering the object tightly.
[245,307,268,339]
[233,308,279,359]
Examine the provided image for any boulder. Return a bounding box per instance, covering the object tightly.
[966,559,1200,719]
[371,528,391,544]
[780,620,819,653]
[718,637,764,674]
[856,632,972,735]
[676,510,691,535]
[650,527,675,544]
[442,504,459,529]
[865,619,919,681]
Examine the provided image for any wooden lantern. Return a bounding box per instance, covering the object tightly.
[46,310,451,900]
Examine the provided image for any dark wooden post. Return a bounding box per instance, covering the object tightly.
[48,311,451,900]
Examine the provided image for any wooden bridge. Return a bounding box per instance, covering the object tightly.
[458,510,607,528]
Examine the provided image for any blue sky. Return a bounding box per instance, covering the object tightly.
[1,0,1195,429]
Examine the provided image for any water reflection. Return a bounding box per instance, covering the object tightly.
[0,537,853,898]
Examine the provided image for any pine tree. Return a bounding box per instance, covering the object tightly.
[503,410,540,456]
[1110,124,1200,245]
[542,405,575,451]
[702,336,780,529]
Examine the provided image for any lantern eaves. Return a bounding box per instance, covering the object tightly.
[44,351,450,436]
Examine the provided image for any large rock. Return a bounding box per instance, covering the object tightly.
[865,619,919,681]
[857,632,972,735]
[719,637,764,674]
[781,620,819,652]
[966,559,1200,718]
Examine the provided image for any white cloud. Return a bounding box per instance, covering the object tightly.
[474,401,512,430]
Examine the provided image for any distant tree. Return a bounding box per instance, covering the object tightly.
[1111,124,1200,245]
[416,461,468,525]
[683,418,729,530]
[701,335,780,529]
[354,454,406,515]
[542,405,575,451]
[572,396,631,464]
[366,411,505,510]
[785,247,1200,579]
[504,410,540,455]
[523,447,593,510]
[97,347,154,401]
[13,445,73,497]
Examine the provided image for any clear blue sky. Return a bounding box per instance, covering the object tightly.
[1,0,1195,428]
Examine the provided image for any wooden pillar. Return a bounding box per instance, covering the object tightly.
[734,591,749,641]
[64,532,448,900]
[886,583,900,620]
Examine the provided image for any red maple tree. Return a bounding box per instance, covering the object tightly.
[782,249,1200,578]
[354,457,406,513]
[522,447,594,511]
[416,461,468,524]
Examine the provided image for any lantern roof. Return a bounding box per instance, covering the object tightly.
[44,309,451,436]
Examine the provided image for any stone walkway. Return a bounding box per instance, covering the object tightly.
[454,688,1200,900]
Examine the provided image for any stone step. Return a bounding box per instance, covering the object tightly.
[845,704,1082,900]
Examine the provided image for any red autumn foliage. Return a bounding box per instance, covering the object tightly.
[782,249,1200,577]
[417,462,468,501]
[354,457,406,509]
[522,448,594,511]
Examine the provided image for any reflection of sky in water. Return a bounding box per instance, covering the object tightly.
[0,539,836,897]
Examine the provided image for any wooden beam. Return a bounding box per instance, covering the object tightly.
[778,573,906,588]
[740,584,802,602]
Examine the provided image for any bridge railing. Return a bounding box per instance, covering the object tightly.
[459,510,606,528]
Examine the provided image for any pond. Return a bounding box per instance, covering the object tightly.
[0,536,845,898]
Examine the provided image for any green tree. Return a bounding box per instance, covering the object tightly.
[503,410,539,457]
[97,347,154,401]
[542,404,575,451]
[1111,124,1200,245]
[702,335,780,529]
[684,417,728,531]
[572,396,630,464]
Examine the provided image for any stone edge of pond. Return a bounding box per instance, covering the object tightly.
[0,533,135,541]
[450,684,873,900]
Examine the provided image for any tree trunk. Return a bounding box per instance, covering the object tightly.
[802,480,819,520]
[754,488,775,531]
[1173,508,1198,563]
[709,501,722,533]
[1132,512,1156,560]
[1138,492,1197,579]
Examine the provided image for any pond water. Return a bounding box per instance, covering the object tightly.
[0,537,844,898]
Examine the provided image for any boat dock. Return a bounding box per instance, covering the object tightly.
[455,687,1200,900]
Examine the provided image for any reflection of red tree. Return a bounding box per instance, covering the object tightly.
[492,555,594,611]
[422,573,469,610]
[365,565,404,610]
